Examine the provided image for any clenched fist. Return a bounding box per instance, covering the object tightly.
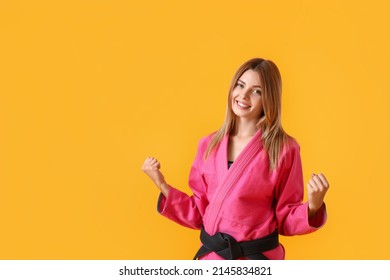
[142,157,169,197]
[307,173,329,218]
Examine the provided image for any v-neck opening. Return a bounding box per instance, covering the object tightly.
[217,129,262,180]
[227,130,262,164]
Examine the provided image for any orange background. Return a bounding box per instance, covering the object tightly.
[1,0,389,259]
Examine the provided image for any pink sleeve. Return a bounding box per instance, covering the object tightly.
[275,141,327,236]
[156,140,209,230]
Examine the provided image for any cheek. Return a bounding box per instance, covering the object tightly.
[230,92,238,104]
[251,96,262,106]
[253,99,263,113]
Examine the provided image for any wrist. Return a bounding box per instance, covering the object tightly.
[308,203,323,219]
[158,182,169,197]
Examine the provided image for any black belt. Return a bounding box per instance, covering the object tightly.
[193,226,279,260]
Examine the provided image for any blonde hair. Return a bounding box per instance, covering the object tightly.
[205,58,289,169]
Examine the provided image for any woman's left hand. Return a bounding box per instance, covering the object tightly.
[307,173,330,217]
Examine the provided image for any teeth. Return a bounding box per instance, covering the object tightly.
[237,101,250,108]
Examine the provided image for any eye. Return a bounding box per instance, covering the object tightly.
[252,89,261,95]
[236,82,244,88]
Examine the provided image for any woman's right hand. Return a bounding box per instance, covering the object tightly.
[142,157,169,197]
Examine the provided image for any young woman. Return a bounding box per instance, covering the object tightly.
[142,58,329,260]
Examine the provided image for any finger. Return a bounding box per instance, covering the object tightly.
[312,175,326,190]
[307,182,319,194]
[147,157,158,165]
[312,175,324,189]
[308,179,319,192]
[143,157,157,167]
[310,173,320,189]
[318,173,329,188]
[143,158,152,165]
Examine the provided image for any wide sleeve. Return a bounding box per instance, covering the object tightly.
[156,139,209,230]
[274,140,327,236]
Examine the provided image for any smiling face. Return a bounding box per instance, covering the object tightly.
[231,69,264,122]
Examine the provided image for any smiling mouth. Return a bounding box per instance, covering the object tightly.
[236,100,251,109]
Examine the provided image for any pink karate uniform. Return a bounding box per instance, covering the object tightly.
[158,129,326,259]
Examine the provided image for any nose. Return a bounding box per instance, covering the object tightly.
[240,89,251,99]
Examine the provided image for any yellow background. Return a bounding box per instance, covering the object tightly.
[1,0,389,259]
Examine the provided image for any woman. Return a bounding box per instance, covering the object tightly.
[142,58,329,260]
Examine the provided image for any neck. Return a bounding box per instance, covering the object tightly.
[232,118,258,138]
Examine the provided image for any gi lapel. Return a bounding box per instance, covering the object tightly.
[205,129,263,234]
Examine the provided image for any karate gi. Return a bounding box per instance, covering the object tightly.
[157,129,326,259]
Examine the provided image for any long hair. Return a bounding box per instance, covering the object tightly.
[204,58,289,169]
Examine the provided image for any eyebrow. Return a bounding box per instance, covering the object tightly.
[238,79,262,88]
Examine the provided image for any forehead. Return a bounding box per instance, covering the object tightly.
[239,69,262,86]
